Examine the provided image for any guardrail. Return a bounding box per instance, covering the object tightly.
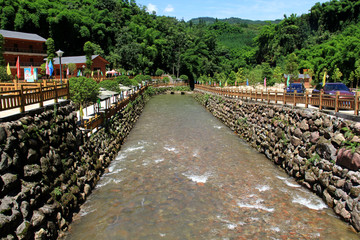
[83,86,147,130]
[195,84,360,116]
[0,82,69,113]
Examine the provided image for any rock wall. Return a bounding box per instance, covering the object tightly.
[194,91,360,232]
[0,92,149,240]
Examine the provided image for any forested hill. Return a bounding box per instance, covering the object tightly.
[254,0,360,85]
[189,17,281,26]
[1,0,360,88]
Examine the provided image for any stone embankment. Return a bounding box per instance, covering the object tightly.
[0,91,150,239]
[194,91,360,232]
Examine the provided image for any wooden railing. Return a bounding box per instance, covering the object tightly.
[195,84,360,116]
[0,79,69,92]
[151,83,188,87]
[83,86,147,130]
[0,82,70,113]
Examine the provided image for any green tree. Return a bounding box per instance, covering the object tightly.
[228,71,236,85]
[332,67,343,82]
[83,41,94,76]
[235,68,246,85]
[69,77,99,121]
[261,62,273,85]
[0,34,5,66]
[246,66,263,85]
[285,53,299,83]
[67,63,77,75]
[155,69,164,76]
[272,66,284,84]
[46,38,55,63]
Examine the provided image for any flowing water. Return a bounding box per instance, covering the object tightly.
[64,94,358,240]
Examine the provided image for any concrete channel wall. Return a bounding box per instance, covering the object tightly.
[0,91,150,239]
[194,90,360,232]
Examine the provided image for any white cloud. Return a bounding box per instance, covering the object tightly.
[146,3,158,13]
[164,4,174,13]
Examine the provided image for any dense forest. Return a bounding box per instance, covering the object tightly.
[1,0,360,87]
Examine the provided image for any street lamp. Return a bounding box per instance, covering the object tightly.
[56,49,64,85]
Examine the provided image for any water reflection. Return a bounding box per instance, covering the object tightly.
[64,95,357,240]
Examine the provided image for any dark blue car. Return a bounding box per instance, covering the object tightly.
[312,82,354,97]
[286,83,306,93]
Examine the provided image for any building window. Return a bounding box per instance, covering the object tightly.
[14,44,18,51]
[29,45,33,53]
[30,58,34,65]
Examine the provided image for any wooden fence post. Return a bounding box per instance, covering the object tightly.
[305,91,309,108]
[294,90,297,107]
[267,90,270,104]
[261,90,263,102]
[20,85,25,113]
[275,90,277,104]
[335,91,340,113]
[54,84,58,103]
[67,81,70,99]
[319,90,323,110]
[39,85,44,108]
[355,92,359,116]
[284,90,286,104]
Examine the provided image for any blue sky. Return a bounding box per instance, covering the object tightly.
[135,0,329,21]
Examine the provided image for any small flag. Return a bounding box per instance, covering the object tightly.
[322,71,327,86]
[220,81,222,87]
[287,75,290,86]
[225,81,228,87]
[246,79,249,86]
[77,69,81,77]
[31,66,34,76]
[46,60,49,75]
[48,60,53,76]
[66,68,69,75]
[101,71,103,76]
[91,71,94,77]
[6,63,11,75]
[16,56,20,79]
[264,77,267,88]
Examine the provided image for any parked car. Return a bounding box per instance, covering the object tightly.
[285,83,306,94]
[312,82,355,98]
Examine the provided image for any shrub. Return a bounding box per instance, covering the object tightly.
[163,76,170,83]
[69,77,99,104]
[180,75,189,82]
[115,75,130,85]
[99,79,120,92]
[155,69,164,76]
[0,66,12,82]
[131,79,139,86]
[174,86,191,91]
[144,75,152,81]
[134,74,145,83]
